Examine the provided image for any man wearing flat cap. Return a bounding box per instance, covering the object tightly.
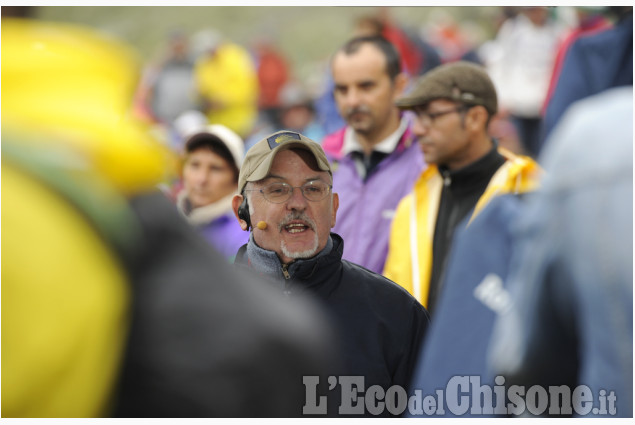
[383,61,541,316]
[231,130,430,416]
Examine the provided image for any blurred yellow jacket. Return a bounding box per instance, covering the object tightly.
[2,150,135,418]
[194,43,259,137]
[2,18,173,418]
[383,148,541,307]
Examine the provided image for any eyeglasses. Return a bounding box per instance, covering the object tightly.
[245,181,332,203]
[413,105,468,126]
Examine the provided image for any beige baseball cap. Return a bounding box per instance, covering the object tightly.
[238,130,332,192]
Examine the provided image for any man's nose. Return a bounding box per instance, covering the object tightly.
[412,116,429,137]
[343,87,362,108]
[286,186,308,210]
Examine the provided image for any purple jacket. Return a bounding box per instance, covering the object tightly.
[175,191,249,262]
[199,213,249,262]
[322,123,425,274]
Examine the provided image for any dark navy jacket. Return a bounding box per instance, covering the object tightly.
[541,12,633,151]
[408,194,523,417]
[236,233,430,416]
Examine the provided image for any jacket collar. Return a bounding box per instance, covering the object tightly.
[176,190,236,226]
[342,115,409,157]
[235,233,344,292]
[437,139,506,195]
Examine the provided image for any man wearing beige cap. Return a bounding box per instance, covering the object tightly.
[383,61,541,316]
[231,130,429,416]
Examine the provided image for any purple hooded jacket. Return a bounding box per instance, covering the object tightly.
[322,121,425,274]
[176,191,249,262]
[198,214,249,262]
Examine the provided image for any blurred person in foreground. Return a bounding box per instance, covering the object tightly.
[489,86,633,417]
[175,124,248,261]
[322,35,425,275]
[2,17,334,418]
[383,61,541,315]
[231,130,430,417]
[407,192,531,417]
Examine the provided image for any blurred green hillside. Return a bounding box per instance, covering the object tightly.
[33,5,501,86]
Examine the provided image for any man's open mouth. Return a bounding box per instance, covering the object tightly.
[284,222,311,234]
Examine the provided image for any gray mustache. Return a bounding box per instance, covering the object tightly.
[278,212,316,232]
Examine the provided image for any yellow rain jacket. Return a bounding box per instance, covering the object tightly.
[383,148,541,307]
[194,43,259,137]
[2,18,173,417]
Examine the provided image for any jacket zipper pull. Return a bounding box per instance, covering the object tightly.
[442,170,451,187]
[282,264,292,297]
[281,264,291,280]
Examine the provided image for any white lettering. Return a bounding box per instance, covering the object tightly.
[447,376,470,415]
[526,385,548,416]
[573,385,593,415]
[407,390,423,415]
[303,376,326,415]
[364,385,385,416]
[422,395,437,415]
[338,376,365,415]
[385,385,407,415]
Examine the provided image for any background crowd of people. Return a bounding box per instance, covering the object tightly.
[113,6,628,159]
[2,5,632,418]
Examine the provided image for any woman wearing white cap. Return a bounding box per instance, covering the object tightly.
[176,124,248,261]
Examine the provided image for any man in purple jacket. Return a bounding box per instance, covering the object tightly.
[322,35,425,274]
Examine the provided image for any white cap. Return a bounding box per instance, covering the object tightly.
[185,124,244,168]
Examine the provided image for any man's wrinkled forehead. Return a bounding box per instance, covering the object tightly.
[263,149,332,183]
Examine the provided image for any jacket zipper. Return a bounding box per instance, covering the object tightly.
[442,169,452,187]
[282,264,292,298]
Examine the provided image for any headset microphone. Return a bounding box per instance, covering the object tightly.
[238,197,268,231]
[237,197,252,230]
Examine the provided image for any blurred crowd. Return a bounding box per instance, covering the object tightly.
[2,5,632,419]
[117,6,624,163]
[132,6,619,159]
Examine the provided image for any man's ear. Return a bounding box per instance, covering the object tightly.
[232,194,249,231]
[331,192,339,228]
[466,105,489,132]
[393,72,409,98]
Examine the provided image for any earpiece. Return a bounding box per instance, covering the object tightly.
[237,197,252,230]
